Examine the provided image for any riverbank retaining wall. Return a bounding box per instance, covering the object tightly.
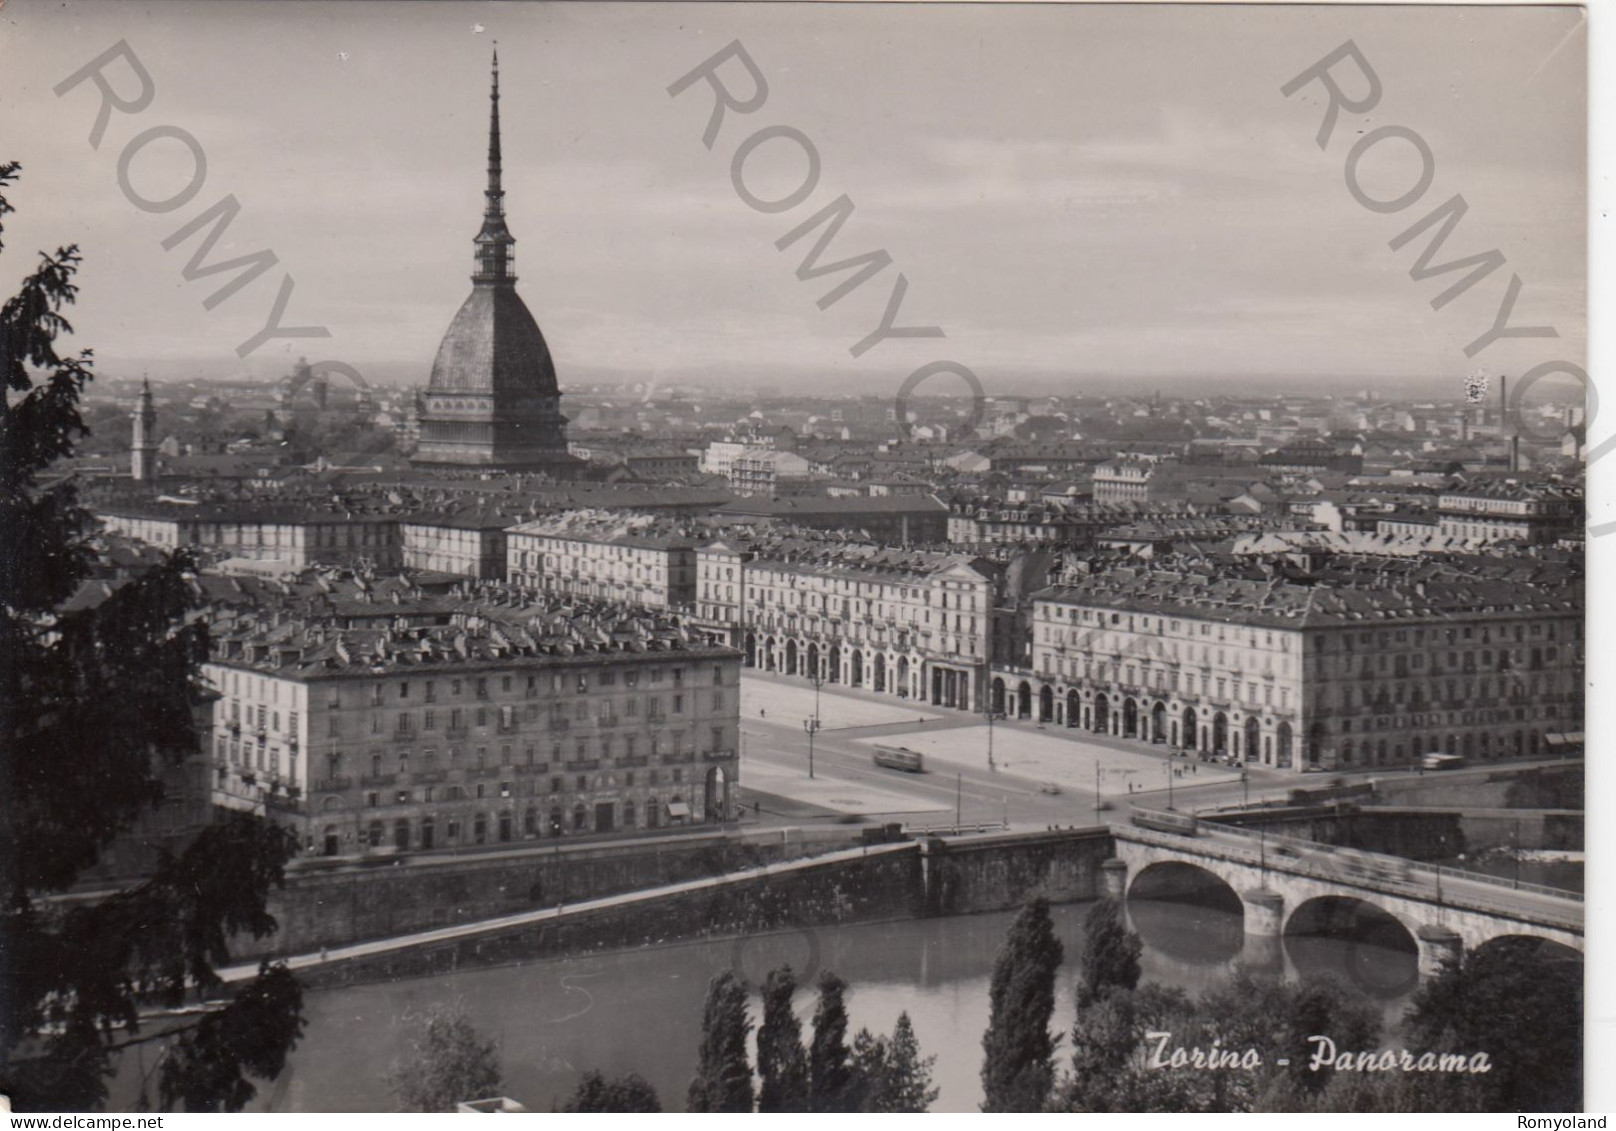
[236,831,854,960]
[285,827,1117,989]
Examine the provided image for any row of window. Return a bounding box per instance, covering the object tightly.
[338,692,721,737]
[324,731,726,779]
[348,765,691,809]
[338,796,692,852]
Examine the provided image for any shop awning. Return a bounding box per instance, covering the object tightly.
[1544,733,1584,747]
[666,800,691,819]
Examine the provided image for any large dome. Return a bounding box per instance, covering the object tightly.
[428,284,559,397]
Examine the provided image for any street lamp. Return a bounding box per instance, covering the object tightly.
[802,715,819,779]
[1166,759,1175,811]
[1241,769,1250,808]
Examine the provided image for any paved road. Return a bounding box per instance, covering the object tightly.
[736,672,1583,833]
[736,672,1287,829]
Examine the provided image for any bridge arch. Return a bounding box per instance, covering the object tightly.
[1284,894,1418,997]
[1125,860,1245,963]
[1472,933,1582,967]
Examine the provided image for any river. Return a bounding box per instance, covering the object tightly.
[158,894,1418,1113]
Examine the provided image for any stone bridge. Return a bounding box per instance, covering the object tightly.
[1108,815,1583,977]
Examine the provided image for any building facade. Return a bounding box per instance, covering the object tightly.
[506,514,698,608]
[1437,480,1581,544]
[1014,561,1582,772]
[694,535,1000,711]
[202,604,742,856]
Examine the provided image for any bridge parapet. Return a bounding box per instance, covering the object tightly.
[1114,820,1582,935]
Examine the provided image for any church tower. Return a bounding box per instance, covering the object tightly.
[413,49,577,473]
[131,377,157,482]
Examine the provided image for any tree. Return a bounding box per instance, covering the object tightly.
[0,162,304,1111]
[849,1027,886,1112]
[756,965,809,1112]
[878,1013,939,1112]
[808,970,856,1112]
[1076,897,1143,1008]
[385,1000,502,1112]
[981,896,1065,1111]
[1402,937,1582,1111]
[687,971,753,1113]
[1063,983,1217,1113]
[563,1071,661,1112]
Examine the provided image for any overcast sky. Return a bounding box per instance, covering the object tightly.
[0,1,1587,395]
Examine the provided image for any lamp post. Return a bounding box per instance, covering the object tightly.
[1241,769,1250,808]
[1166,759,1175,811]
[803,715,819,780]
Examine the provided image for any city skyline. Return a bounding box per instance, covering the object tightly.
[1,3,1586,397]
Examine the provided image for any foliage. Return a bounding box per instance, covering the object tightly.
[562,1071,662,1113]
[849,1012,939,1113]
[980,896,1065,1112]
[756,965,809,1112]
[384,1000,502,1113]
[808,969,856,1112]
[686,971,753,1113]
[0,161,303,1112]
[1402,938,1582,1111]
[1076,897,1143,1008]
[1063,983,1220,1112]
[1059,968,1383,1113]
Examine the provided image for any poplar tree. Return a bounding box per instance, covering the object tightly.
[0,162,304,1112]
[756,965,809,1112]
[808,970,855,1112]
[981,896,1064,1111]
[1076,897,1143,1007]
[686,971,753,1112]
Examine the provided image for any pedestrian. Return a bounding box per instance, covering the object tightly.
[760,707,766,718]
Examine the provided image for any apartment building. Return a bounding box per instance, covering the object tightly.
[201,600,742,856]
[693,534,1002,712]
[506,512,698,608]
[1016,560,1582,773]
[96,501,402,568]
[1437,479,1581,544]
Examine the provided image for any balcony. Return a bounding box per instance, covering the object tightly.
[360,773,397,787]
[547,718,570,733]
[647,715,667,727]
[564,759,602,772]
[413,769,448,784]
[704,749,736,762]
[597,716,621,729]
[316,776,353,791]
[444,726,470,740]
[617,755,649,768]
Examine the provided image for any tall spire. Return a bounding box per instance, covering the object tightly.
[474,44,516,283]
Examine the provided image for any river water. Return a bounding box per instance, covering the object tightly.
[191,894,1418,1114]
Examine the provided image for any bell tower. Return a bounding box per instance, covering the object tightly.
[131,377,157,482]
